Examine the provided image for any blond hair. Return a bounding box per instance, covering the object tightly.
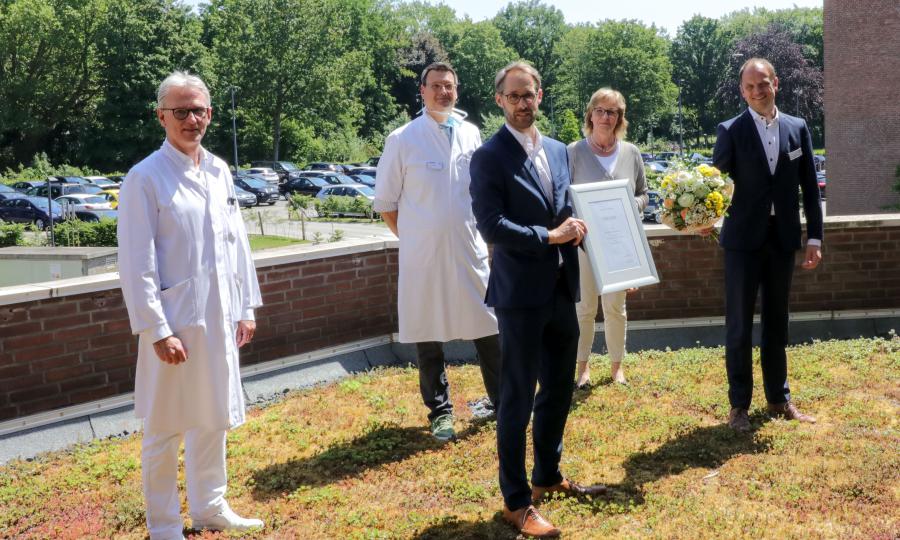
[582,87,628,140]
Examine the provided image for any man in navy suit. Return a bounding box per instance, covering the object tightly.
[470,61,604,538]
[712,58,823,433]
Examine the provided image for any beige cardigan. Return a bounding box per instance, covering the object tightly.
[566,138,649,211]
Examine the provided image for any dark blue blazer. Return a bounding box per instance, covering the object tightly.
[713,109,823,252]
[469,126,579,309]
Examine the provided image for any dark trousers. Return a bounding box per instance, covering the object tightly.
[415,334,502,422]
[724,222,796,409]
[494,277,579,511]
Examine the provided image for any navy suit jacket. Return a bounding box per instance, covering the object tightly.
[469,126,579,309]
[713,109,823,252]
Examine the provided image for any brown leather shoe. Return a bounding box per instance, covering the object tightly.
[728,407,751,432]
[532,477,607,503]
[502,505,561,538]
[768,401,816,423]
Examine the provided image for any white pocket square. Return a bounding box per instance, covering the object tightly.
[788,147,803,160]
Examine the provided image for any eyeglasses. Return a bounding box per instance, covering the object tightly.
[160,107,210,120]
[504,92,537,105]
[428,83,457,93]
[592,107,620,118]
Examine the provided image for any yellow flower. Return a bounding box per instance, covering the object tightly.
[697,164,718,177]
[705,191,724,215]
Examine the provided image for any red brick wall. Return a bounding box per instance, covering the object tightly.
[0,249,398,422]
[824,0,900,214]
[2,221,899,422]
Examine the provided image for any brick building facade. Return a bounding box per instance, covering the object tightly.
[825,0,900,214]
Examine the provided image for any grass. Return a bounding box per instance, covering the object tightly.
[1,337,897,539]
[247,234,306,251]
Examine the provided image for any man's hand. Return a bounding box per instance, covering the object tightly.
[153,335,188,365]
[801,244,822,270]
[236,320,256,348]
[381,210,399,237]
[549,217,587,246]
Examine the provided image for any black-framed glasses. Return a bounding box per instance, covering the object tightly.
[592,107,620,118]
[504,92,537,105]
[427,82,458,93]
[160,107,209,120]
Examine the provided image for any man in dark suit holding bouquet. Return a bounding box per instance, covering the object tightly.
[712,57,823,432]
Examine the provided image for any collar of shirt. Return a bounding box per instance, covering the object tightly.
[505,123,543,158]
[749,106,780,130]
[161,139,208,171]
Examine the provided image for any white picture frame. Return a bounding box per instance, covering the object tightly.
[569,179,660,294]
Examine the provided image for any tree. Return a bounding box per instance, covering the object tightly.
[554,21,676,142]
[394,31,449,118]
[555,109,582,144]
[492,1,567,85]
[670,16,730,146]
[443,20,516,124]
[717,24,823,136]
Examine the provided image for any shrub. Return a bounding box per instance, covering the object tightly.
[288,194,318,218]
[52,218,118,247]
[0,222,27,247]
[318,195,372,217]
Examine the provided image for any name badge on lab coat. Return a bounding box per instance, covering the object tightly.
[426,161,445,170]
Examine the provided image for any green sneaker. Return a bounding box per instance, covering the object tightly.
[430,414,455,442]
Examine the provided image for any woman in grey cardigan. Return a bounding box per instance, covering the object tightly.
[567,88,648,387]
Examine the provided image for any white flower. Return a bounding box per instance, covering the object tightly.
[677,193,695,207]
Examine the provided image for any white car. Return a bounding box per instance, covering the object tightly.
[315,183,375,202]
[54,193,113,211]
[243,167,280,184]
[83,175,119,188]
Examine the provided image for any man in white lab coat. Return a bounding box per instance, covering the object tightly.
[375,62,501,442]
[117,71,263,540]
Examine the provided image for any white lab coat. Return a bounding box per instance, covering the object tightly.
[375,114,498,343]
[118,141,262,433]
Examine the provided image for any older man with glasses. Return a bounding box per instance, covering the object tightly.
[118,71,263,540]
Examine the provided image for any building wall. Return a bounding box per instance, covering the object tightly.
[2,219,900,421]
[825,0,900,214]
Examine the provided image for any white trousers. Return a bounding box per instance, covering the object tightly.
[576,248,627,364]
[142,425,228,540]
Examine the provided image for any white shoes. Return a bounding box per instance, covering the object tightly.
[192,507,264,532]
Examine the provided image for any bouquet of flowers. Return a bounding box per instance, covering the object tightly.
[658,163,734,234]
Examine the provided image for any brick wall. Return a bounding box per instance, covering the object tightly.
[0,247,398,422]
[2,219,899,422]
[824,0,900,214]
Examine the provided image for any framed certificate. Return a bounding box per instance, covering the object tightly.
[569,179,659,294]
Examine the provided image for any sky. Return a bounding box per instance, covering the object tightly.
[184,0,822,36]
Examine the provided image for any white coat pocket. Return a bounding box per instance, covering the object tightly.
[160,277,198,332]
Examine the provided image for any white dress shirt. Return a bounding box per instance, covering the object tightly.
[505,123,553,201]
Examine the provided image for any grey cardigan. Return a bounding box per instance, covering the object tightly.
[566,138,649,212]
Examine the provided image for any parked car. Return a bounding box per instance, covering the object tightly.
[640,152,654,162]
[0,191,25,201]
[347,166,377,176]
[366,156,380,167]
[816,171,827,198]
[0,184,20,196]
[643,190,663,223]
[25,183,90,199]
[11,180,45,193]
[0,196,64,229]
[108,175,126,184]
[315,183,375,202]
[813,154,825,172]
[689,152,712,164]
[49,175,90,185]
[55,193,113,211]
[306,162,346,173]
[655,151,680,162]
[303,171,357,185]
[243,167,279,184]
[233,174,279,205]
[250,160,302,182]
[82,175,118,188]
[74,209,118,222]
[100,189,120,209]
[645,161,671,174]
[280,176,331,198]
[350,174,376,188]
[234,185,258,207]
